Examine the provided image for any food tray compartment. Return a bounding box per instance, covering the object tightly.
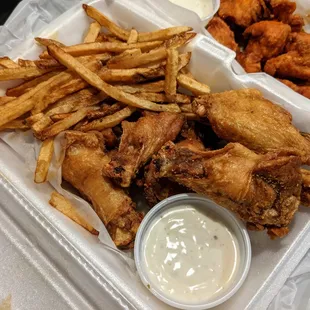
[0,0,310,309]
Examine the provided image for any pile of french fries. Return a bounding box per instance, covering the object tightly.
[0,4,211,234]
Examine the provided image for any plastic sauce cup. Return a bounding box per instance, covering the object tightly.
[134,194,251,309]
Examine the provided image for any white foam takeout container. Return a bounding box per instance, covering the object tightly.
[0,0,310,309]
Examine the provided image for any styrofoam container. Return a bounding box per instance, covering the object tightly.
[0,0,310,309]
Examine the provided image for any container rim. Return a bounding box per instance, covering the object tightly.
[134,193,252,310]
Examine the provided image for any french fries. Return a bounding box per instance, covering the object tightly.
[84,21,101,43]
[177,73,211,95]
[136,92,191,104]
[40,40,163,58]
[34,138,54,183]
[165,48,179,100]
[18,59,36,67]
[41,107,95,139]
[0,96,16,105]
[47,44,181,112]
[0,119,29,131]
[0,66,55,81]
[35,37,65,47]
[116,80,165,93]
[80,106,136,131]
[0,57,19,68]
[127,29,138,44]
[49,191,98,235]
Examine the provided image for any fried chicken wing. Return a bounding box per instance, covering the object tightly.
[148,141,301,238]
[207,17,238,52]
[237,21,291,73]
[192,89,310,163]
[285,32,310,55]
[301,169,310,206]
[264,52,310,80]
[218,0,269,28]
[62,131,143,248]
[103,112,184,187]
[288,14,305,32]
[268,0,296,23]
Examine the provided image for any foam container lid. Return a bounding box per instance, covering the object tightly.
[0,0,310,309]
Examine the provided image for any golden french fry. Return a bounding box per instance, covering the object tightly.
[177,73,211,95]
[49,191,98,235]
[0,66,55,81]
[165,32,196,48]
[47,44,181,113]
[0,74,63,128]
[178,52,191,71]
[98,66,165,83]
[96,33,122,43]
[84,21,101,43]
[32,116,53,139]
[107,48,142,68]
[46,88,106,116]
[108,47,167,69]
[0,57,19,68]
[35,53,111,70]
[179,103,192,113]
[0,119,29,131]
[41,107,92,139]
[40,40,162,59]
[50,113,73,122]
[6,71,62,97]
[165,48,179,99]
[34,138,54,183]
[35,37,66,47]
[18,59,36,67]
[0,96,16,105]
[83,4,129,40]
[83,4,193,42]
[136,92,191,104]
[26,113,44,126]
[116,80,165,93]
[86,103,123,120]
[80,106,136,131]
[127,29,138,44]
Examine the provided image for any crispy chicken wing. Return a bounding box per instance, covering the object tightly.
[103,112,184,187]
[288,14,305,32]
[207,17,238,52]
[237,21,291,73]
[192,89,310,163]
[148,141,301,238]
[285,32,310,55]
[264,52,310,80]
[268,0,296,23]
[62,131,143,248]
[301,169,310,206]
[218,0,269,28]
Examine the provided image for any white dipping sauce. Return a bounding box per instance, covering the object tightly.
[143,205,240,304]
[169,0,214,19]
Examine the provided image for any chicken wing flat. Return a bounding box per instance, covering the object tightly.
[207,17,238,52]
[218,0,269,28]
[148,141,301,238]
[192,89,310,163]
[103,112,184,187]
[278,79,310,99]
[62,131,143,248]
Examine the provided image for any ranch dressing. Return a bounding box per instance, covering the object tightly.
[143,205,240,304]
[169,0,214,19]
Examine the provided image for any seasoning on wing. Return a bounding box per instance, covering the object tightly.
[192,89,310,164]
[148,141,302,238]
[62,131,143,248]
[237,21,291,73]
[218,0,270,28]
[103,112,184,187]
[206,17,238,52]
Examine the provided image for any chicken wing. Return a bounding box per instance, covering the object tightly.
[264,52,310,80]
[301,169,310,206]
[288,14,305,32]
[268,0,296,24]
[207,17,238,52]
[285,32,310,55]
[237,21,291,73]
[62,131,143,248]
[218,0,269,28]
[103,112,184,187]
[192,89,310,163]
[148,141,302,238]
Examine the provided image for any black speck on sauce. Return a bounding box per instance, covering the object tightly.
[213,235,218,240]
